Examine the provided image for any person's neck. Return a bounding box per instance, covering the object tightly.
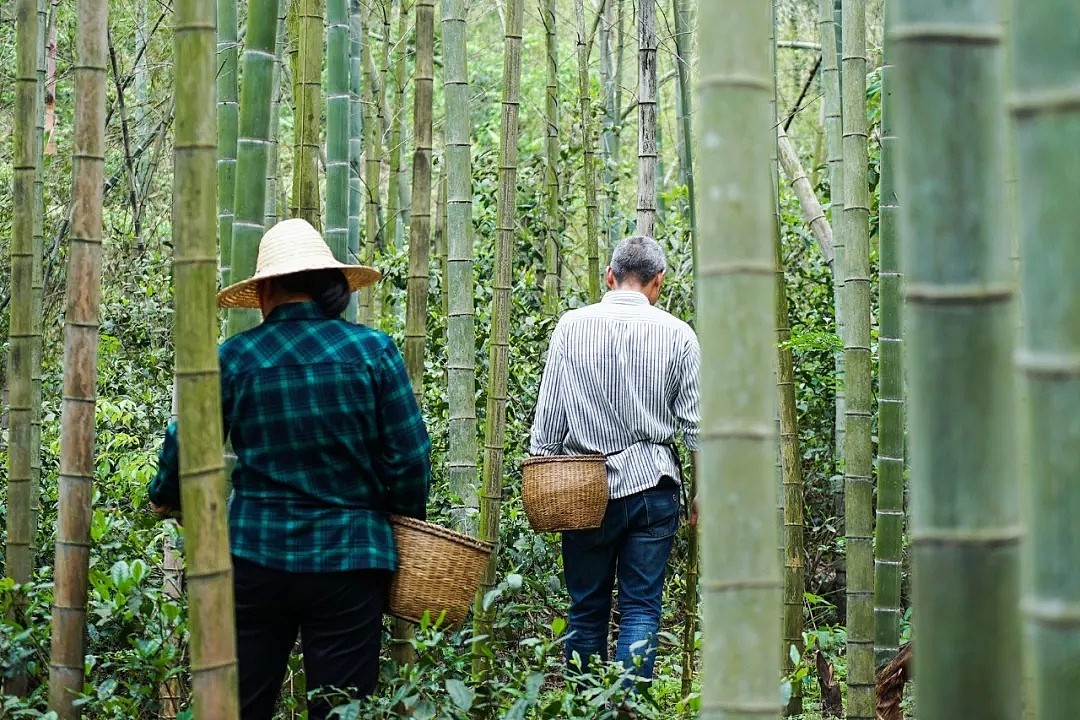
[610,285,655,304]
[261,292,313,318]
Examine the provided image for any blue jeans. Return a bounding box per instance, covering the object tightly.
[562,481,680,682]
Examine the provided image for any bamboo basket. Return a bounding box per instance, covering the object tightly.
[522,455,609,532]
[388,515,494,627]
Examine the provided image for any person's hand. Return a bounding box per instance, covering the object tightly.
[689,496,698,527]
[149,501,172,519]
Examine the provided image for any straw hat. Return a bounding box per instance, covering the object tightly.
[217,218,380,309]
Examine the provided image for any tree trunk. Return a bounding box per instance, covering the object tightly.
[443,0,478,534]
[697,2,781,718]
[230,0,283,337]
[872,31,903,669]
[1011,0,1079,717]
[290,0,323,228]
[841,0,874,716]
[48,0,108,714]
[542,0,561,315]
[892,1,1022,718]
[635,0,657,238]
[576,0,601,302]
[216,0,238,286]
[173,0,242,710]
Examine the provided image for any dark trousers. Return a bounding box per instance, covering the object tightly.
[561,479,680,683]
[232,555,390,720]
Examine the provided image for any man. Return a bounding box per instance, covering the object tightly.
[149,219,430,719]
[530,235,700,684]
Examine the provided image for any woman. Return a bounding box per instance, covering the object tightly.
[148,219,431,719]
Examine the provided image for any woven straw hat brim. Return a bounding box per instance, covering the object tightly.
[216,218,381,309]
[217,264,380,309]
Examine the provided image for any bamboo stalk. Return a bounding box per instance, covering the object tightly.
[5,0,41,598]
[443,0,478,534]
[841,0,874,714]
[777,225,805,718]
[348,0,363,321]
[598,0,618,255]
[290,0,323,228]
[818,0,845,486]
[635,0,658,238]
[27,0,47,588]
[575,0,600,302]
[326,0,350,263]
[671,0,696,245]
[264,0,288,228]
[404,0,434,404]
[359,0,381,324]
[697,2,781,718]
[891,1,1021,718]
[472,0,523,679]
[174,0,241,709]
[229,0,282,337]
[1011,1,1080,716]
[216,0,238,286]
[872,31,903,668]
[777,125,833,265]
[671,0,698,699]
[385,0,409,249]
[542,0,561,315]
[48,0,108,714]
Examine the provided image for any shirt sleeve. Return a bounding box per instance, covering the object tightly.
[148,420,181,509]
[147,344,235,512]
[374,342,432,520]
[673,330,701,452]
[530,323,569,456]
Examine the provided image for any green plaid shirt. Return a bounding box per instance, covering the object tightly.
[149,301,431,572]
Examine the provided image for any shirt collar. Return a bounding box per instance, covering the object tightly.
[264,301,326,323]
[602,290,650,306]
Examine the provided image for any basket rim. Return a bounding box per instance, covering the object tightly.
[522,454,607,467]
[389,515,495,553]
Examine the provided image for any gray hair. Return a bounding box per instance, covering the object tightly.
[609,235,667,286]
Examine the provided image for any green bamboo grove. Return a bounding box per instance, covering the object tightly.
[1011,0,1080,715]
[892,1,1022,718]
[12,0,1080,715]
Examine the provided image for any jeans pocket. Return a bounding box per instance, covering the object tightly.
[644,489,680,539]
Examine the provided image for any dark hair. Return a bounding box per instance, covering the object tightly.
[273,269,350,318]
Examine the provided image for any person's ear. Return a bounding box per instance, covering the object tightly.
[605,267,616,290]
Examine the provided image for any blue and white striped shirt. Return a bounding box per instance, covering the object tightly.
[530,290,701,499]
